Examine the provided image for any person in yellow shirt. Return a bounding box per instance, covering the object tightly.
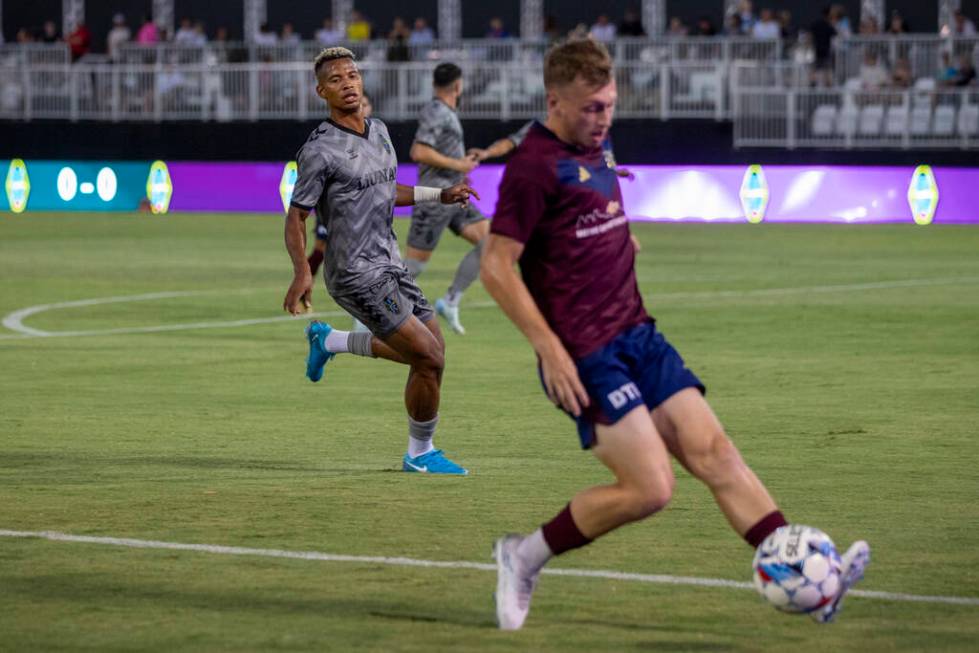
[346,10,372,41]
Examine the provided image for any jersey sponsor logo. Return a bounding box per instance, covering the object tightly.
[356,167,397,191]
[574,201,626,239]
[607,382,641,410]
[346,147,359,160]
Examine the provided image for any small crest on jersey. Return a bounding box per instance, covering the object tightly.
[383,295,400,314]
[346,147,358,160]
[578,166,591,183]
[380,136,392,154]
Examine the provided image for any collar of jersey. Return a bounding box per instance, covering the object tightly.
[327,117,371,140]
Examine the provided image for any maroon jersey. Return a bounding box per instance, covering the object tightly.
[492,122,649,359]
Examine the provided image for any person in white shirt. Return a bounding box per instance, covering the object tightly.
[174,17,196,44]
[253,22,278,46]
[589,14,617,43]
[859,52,890,90]
[106,13,131,61]
[409,17,435,45]
[954,10,977,36]
[751,9,781,39]
[315,18,343,45]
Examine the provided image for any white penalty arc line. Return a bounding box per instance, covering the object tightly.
[1,529,977,607]
[2,276,978,341]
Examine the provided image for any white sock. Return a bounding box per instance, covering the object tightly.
[515,528,553,573]
[407,415,438,458]
[323,328,349,353]
[443,290,462,307]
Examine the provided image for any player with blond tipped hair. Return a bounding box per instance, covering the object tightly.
[283,47,475,474]
[481,38,870,629]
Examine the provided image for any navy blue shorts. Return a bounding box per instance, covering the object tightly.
[543,321,705,449]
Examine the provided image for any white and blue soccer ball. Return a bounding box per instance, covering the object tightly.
[752,524,842,614]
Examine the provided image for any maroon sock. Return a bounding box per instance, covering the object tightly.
[307,249,324,276]
[541,504,592,555]
[744,510,788,548]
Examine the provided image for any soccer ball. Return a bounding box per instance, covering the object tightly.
[752,524,842,614]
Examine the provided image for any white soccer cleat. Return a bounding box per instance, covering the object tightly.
[493,534,539,631]
[811,540,871,623]
[435,298,465,335]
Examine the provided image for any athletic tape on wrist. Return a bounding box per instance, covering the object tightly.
[413,186,442,203]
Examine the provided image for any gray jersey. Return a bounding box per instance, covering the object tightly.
[413,99,465,188]
[291,118,402,295]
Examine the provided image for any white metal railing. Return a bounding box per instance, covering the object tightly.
[834,35,979,88]
[733,85,979,149]
[0,60,736,122]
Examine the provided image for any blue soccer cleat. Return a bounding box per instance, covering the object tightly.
[304,320,335,382]
[402,449,468,475]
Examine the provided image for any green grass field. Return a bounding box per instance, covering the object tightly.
[1,213,978,652]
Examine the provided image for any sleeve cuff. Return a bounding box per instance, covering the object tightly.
[290,200,314,211]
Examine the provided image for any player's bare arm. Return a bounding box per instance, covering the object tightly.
[410,142,479,174]
[467,137,515,162]
[481,233,589,416]
[394,182,479,207]
[283,205,312,315]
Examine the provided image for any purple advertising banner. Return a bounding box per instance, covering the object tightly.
[163,162,978,224]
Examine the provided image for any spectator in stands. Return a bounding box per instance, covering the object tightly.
[174,17,196,44]
[891,57,913,88]
[16,28,35,43]
[791,30,815,64]
[859,17,880,35]
[135,15,158,45]
[952,10,977,36]
[944,54,976,87]
[887,11,909,35]
[696,16,717,37]
[315,19,342,46]
[41,20,61,43]
[409,18,435,45]
[67,21,92,62]
[280,23,300,44]
[386,18,410,62]
[830,5,852,37]
[486,17,511,39]
[859,52,890,91]
[192,21,207,45]
[618,8,645,37]
[667,17,688,37]
[254,22,277,45]
[723,13,742,36]
[107,13,130,62]
[737,0,756,34]
[346,10,372,41]
[810,7,837,87]
[938,51,958,83]
[779,10,796,40]
[751,9,780,39]
[590,15,617,42]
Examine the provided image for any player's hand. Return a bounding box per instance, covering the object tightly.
[283,268,313,315]
[466,147,489,162]
[615,167,635,181]
[539,339,590,417]
[456,156,479,174]
[299,288,313,312]
[441,182,480,207]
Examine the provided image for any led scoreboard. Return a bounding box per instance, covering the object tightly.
[1,160,172,213]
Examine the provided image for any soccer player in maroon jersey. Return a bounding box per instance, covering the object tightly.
[480,38,869,630]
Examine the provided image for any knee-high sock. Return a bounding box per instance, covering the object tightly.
[446,240,484,305]
[405,257,427,279]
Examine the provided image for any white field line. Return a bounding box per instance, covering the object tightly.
[1,276,978,341]
[1,529,977,607]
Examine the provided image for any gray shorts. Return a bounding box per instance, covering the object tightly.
[331,268,435,338]
[407,203,487,251]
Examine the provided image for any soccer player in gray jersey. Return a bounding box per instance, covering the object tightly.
[283,47,477,475]
[405,63,487,335]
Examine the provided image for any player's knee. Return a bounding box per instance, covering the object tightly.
[689,430,744,484]
[415,341,444,374]
[622,474,674,521]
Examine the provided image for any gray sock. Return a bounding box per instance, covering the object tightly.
[405,257,428,279]
[407,414,438,458]
[347,331,375,358]
[447,240,484,304]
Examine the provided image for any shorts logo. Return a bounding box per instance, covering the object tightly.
[383,295,400,314]
[607,382,641,409]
